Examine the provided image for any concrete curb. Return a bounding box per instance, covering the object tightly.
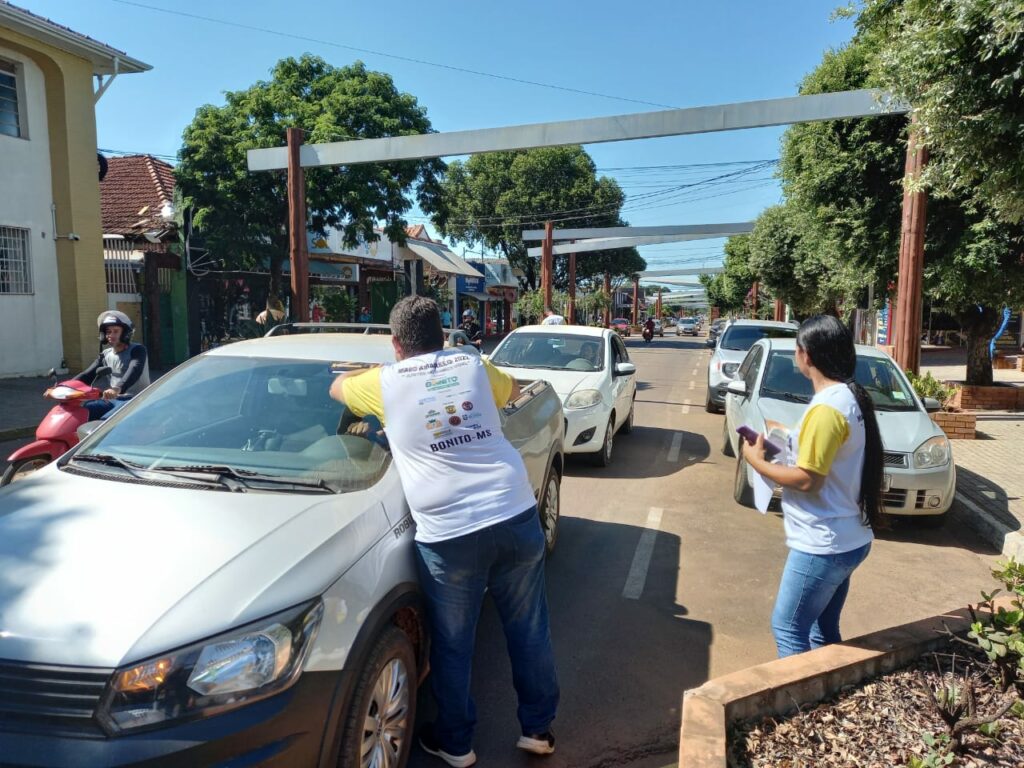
[952,492,1024,559]
[678,597,1014,768]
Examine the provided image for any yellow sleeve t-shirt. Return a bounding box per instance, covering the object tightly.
[796,404,851,477]
[341,358,514,425]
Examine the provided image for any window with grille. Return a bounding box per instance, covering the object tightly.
[0,60,21,138]
[0,226,32,294]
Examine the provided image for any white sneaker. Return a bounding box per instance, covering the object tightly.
[517,731,556,755]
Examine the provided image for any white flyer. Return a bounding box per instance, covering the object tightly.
[752,428,791,514]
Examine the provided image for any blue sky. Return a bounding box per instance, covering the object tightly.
[23,0,856,271]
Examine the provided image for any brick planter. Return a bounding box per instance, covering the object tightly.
[931,410,977,440]
[948,383,1024,411]
[678,598,1014,768]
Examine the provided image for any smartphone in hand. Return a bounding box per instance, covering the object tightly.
[737,425,782,458]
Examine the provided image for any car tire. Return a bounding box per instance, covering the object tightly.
[621,397,635,434]
[722,419,734,457]
[705,382,719,414]
[539,467,560,553]
[337,625,417,768]
[733,455,755,507]
[591,416,615,467]
[0,455,50,487]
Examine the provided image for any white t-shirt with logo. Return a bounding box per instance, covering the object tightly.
[343,349,535,543]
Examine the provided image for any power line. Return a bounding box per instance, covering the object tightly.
[109,0,679,110]
[100,147,178,162]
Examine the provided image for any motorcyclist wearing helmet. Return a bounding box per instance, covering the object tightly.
[458,308,483,350]
[74,310,151,421]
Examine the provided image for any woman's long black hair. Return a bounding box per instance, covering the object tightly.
[796,315,885,529]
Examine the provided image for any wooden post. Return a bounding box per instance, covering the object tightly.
[541,220,553,310]
[143,253,161,369]
[656,288,662,319]
[567,250,576,324]
[774,298,785,322]
[287,127,310,322]
[603,271,612,327]
[751,281,759,316]
[893,122,929,374]
[632,276,640,327]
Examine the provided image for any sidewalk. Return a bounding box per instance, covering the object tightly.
[949,412,1024,559]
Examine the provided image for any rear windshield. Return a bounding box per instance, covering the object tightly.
[760,351,918,411]
[720,325,797,351]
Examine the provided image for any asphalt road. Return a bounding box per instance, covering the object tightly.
[0,334,1000,768]
[407,332,1000,768]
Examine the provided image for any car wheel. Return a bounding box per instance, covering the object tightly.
[338,625,417,768]
[705,382,719,414]
[722,419,734,457]
[733,455,755,507]
[621,397,635,434]
[539,467,560,553]
[0,455,50,487]
[591,416,615,467]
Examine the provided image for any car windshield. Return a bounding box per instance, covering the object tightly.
[760,351,919,411]
[612,318,628,325]
[720,325,797,351]
[71,355,391,492]
[490,333,605,372]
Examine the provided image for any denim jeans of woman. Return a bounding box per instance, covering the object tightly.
[414,506,559,756]
[771,542,871,658]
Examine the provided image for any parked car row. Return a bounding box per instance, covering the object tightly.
[704,319,954,524]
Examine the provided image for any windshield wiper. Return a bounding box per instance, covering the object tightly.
[71,453,146,477]
[762,389,811,404]
[153,464,337,494]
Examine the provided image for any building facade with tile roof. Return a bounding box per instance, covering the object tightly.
[0,2,149,375]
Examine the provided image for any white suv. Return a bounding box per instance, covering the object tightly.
[706,319,797,412]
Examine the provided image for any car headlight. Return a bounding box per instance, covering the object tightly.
[913,436,950,469]
[722,363,740,378]
[565,389,603,409]
[97,599,323,734]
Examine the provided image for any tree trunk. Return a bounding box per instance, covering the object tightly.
[269,256,282,302]
[961,307,999,386]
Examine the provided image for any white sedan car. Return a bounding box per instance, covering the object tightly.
[489,326,637,466]
[723,338,955,523]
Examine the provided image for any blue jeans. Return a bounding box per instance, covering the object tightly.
[83,398,127,421]
[771,542,872,658]
[414,507,559,755]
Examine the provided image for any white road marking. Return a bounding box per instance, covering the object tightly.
[688,381,696,390]
[623,507,664,600]
[681,398,692,414]
[667,432,683,462]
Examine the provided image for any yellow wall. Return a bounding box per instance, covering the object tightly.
[0,29,106,370]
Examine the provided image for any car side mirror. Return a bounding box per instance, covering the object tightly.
[705,339,716,348]
[76,421,103,441]
[614,362,637,377]
[923,396,942,413]
[726,380,747,397]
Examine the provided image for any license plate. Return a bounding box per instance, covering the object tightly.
[882,474,892,492]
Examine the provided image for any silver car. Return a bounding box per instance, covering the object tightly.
[0,334,564,767]
[705,319,798,412]
[722,338,955,522]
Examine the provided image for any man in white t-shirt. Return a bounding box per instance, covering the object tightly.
[330,296,559,766]
[541,306,565,325]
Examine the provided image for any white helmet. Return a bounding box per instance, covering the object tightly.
[97,309,134,344]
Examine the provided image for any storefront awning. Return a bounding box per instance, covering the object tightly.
[459,291,493,302]
[406,242,484,278]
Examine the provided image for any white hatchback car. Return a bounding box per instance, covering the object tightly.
[706,319,798,412]
[723,338,955,523]
[489,326,638,466]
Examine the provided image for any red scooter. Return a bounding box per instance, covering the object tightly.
[1,368,110,486]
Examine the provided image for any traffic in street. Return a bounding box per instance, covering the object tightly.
[406,329,998,768]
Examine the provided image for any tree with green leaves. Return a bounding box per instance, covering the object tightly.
[176,55,443,303]
[700,234,757,313]
[864,0,1024,226]
[432,146,644,288]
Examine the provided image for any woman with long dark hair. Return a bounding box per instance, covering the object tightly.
[742,314,884,657]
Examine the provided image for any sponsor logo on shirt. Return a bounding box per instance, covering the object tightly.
[424,409,441,418]
[425,376,460,392]
[432,429,452,438]
[444,404,457,414]
[448,415,462,426]
[417,396,437,406]
[461,401,473,411]
[425,418,443,430]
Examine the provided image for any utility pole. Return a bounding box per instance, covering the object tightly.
[632,276,640,327]
[286,127,309,322]
[603,272,612,327]
[893,121,929,374]
[567,250,576,325]
[541,221,553,310]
